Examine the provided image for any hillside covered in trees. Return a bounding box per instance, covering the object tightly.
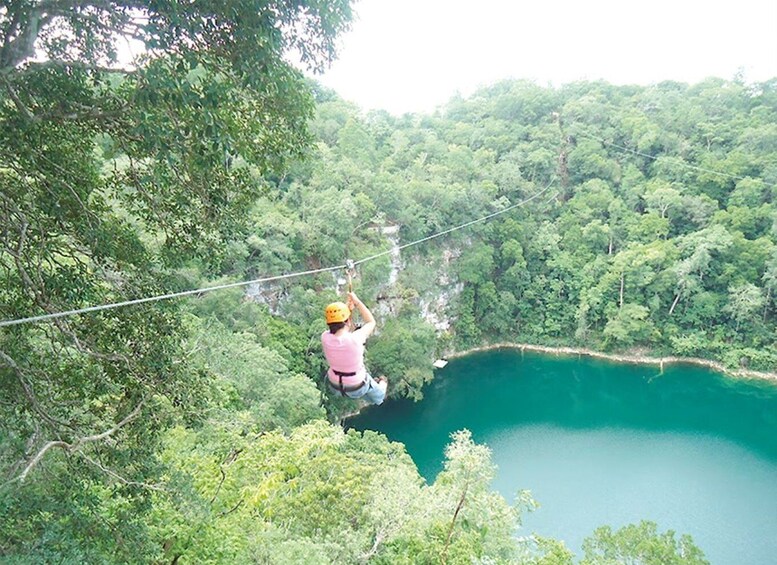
[1,0,774,562]
[295,78,777,376]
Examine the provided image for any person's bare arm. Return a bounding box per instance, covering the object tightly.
[349,292,376,343]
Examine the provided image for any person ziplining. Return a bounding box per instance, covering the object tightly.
[321,292,388,405]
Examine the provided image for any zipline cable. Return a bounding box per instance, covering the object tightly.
[0,266,346,328]
[8,120,754,329]
[355,188,560,300]
[0,181,555,329]
[353,179,555,268]
[577,132,770,186]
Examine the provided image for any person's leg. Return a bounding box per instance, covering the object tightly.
[360,373,388,405]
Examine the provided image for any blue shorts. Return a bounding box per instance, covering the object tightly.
[327,372,386,405]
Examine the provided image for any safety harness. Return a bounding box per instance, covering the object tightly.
[332,369,365,396]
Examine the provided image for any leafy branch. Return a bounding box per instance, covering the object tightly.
[3,398,145,486]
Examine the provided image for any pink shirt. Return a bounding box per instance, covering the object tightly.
[321,330,367,385]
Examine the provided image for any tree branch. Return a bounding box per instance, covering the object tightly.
[359,532,386,563]
[440,471,471,565]
[0,348,74,430]
[9,439,70,484]
[19,59,136,76]
[4,398,146,485]
[0,5,43,70]
[0,73,36,120]
[218,498,244,518]
[0,187,131,366]
[5,420,42,479]
[77,399,145,444]
[209,448,242,504]
[79,453,165,492]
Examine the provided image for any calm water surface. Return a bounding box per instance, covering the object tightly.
[349,350,777,564]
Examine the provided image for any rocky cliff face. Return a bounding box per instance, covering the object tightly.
[418,248,463,332]
[374,227,461,332]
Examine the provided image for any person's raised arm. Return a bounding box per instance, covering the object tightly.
[349,292,376,342]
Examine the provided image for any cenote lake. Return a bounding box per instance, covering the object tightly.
[348,349,777,564]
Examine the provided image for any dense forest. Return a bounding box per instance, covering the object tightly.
[1,0,774,563]
[297,77,777,377]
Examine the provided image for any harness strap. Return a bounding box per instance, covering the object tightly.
[332,369,361,396]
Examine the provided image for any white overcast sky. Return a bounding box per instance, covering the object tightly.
[313,0,777,115]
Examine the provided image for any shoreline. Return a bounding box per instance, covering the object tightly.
[343,343,777,422]
[447,343,777,383]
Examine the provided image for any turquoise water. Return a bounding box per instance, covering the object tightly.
[349,350,777,564]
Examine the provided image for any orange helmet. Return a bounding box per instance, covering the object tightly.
[324,301,350,324]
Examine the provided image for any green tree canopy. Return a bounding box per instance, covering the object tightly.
[0,0,353,556]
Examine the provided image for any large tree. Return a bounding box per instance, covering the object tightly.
[0,0,352,542]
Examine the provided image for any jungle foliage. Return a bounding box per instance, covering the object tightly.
[2,0,767,562]
[295,79,777,373]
